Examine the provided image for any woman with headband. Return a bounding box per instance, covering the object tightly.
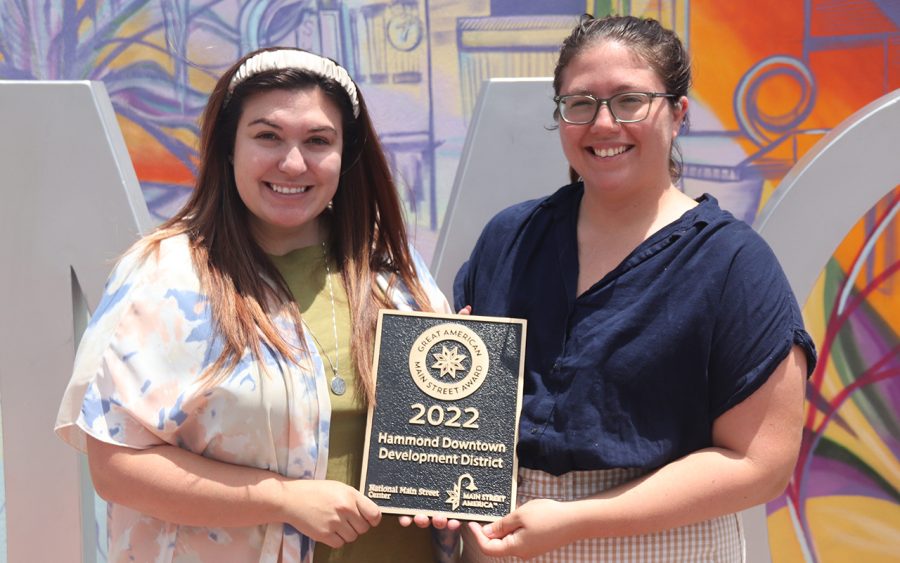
[55,48,455,562]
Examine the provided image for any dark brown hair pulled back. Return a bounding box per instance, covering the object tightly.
[554,14,692,183]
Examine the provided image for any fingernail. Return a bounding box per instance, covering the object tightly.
[483,525,493,536]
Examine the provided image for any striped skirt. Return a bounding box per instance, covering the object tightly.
[461,467,744,562]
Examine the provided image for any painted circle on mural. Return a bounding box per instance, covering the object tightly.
[386,12,423,52]
[408,323,489,401]
[735,55,816,146]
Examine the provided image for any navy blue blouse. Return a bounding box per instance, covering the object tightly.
[454,183,817,475]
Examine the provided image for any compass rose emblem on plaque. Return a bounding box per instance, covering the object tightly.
[408,323,490,401]
[432,345,467,378]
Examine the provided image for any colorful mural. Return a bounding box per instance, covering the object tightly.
[768,187,900,562]
[0,0,897,561]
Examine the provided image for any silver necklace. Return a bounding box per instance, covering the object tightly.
[315,241,345,395]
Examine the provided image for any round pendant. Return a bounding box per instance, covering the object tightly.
[330,376,346,395]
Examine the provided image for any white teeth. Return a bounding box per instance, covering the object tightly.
[269,183,310,194]
[592,146,627,158]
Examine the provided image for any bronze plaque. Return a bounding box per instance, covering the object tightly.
[360,310,526,522]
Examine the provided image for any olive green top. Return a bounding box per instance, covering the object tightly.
[270,244,433,562]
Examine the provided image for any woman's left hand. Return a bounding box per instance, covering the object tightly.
[465,498,578,560]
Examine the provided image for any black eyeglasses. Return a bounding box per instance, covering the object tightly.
[554,92,676,124]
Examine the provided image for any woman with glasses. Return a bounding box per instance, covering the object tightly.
[453,14,816,562]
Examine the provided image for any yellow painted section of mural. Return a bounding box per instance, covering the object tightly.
[769,496,900,562]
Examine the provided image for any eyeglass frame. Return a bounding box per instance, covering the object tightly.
[553,92,677,125]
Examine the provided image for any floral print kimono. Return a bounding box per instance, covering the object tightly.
[55,234,450,562]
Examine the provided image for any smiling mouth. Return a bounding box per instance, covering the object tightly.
[590,146,630,158]
[268,183,310,194]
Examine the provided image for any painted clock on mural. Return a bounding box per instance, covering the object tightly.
[386,9,423,51]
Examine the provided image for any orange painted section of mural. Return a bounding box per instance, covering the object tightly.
[118,116,195,185]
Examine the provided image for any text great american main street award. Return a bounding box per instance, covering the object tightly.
[360,311,526,522]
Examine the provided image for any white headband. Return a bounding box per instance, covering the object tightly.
[228,50,360,117]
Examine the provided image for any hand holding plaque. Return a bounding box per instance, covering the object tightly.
[360,311,526,522]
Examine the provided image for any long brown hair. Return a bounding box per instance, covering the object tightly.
[141,47,432,402]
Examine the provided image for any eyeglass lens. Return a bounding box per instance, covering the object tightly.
[560,93,651,124]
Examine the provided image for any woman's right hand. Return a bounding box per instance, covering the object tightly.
[278,479,382,548]
[86,436,381,548]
